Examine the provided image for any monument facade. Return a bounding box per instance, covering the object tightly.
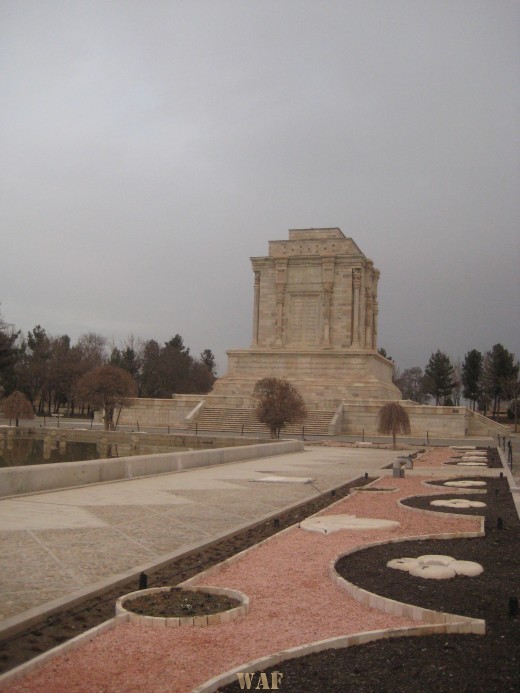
[212,228,401,405]
[116,226,507,437]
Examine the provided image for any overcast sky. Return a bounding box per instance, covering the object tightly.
[1,0,519,375]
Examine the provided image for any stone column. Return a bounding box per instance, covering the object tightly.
[252,270,260,345]
[372,299,379,350]
[274,260,287,346]
[322,282,333,348]
[321,258,335,348]
[372,269,380,349]
[352,268,361,347]
[365,286,373,348]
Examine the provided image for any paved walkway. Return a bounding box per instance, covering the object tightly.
[0,445,402,629]
[1,446,506,693]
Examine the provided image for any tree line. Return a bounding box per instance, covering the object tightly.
[0,309,216,417]
[394,344,519,420]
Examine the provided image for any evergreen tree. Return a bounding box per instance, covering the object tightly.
[0,309,19,396]
[140,340,162,397]
[200,349,217,377]
[462,349,483,410]
[487,344,518,419]
[424,350,454,405]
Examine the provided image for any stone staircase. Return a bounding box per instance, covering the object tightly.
[187,406,335,436]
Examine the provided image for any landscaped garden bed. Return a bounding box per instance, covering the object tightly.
[219,475,520,693]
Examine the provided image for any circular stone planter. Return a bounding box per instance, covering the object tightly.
[115,585,249,627]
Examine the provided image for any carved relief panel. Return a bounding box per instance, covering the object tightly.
[289,294,320,346]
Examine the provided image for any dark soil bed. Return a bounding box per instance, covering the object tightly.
[123,587,240,618]
[0,476,371,674]
[220,475,520,693]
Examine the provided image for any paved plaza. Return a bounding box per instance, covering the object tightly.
[0,444,405,628]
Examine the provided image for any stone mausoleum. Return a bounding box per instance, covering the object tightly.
[118,227,506,438]
[212,228,401,404]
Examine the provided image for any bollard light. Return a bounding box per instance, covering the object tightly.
[497,517,504,530]
[139,572,148,590]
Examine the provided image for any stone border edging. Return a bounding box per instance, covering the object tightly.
[190,623,480,693]
[115,585,249,627]
[0,615,129,690]
[329,533,485,634]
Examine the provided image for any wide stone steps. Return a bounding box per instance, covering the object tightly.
[187,407,334,436]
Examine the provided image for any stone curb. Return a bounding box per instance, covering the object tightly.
[190,623,480,693]
[115,585,249,627]
[0,614,129,690]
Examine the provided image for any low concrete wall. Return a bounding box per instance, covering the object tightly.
[340,401,508,437]
[0,440,304,498]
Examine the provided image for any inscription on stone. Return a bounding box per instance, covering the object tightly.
[291,294,319,345]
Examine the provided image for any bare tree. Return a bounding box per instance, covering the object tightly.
[377,402,411,450]
[253,377,307,438]
[2,390,34,426]
[394,367,429,403]
[75,365,137,430]
[76,332,108,370]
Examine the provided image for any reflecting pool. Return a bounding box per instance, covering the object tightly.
[0,434,188,467]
